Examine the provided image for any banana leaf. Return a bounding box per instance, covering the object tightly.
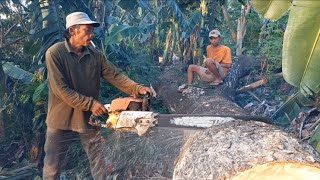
[165,0,188,29]
[32,80,48,102]
[252,0,292,21]
[310,124,320,153]
[282,1,320,96]
[105,25,142,45]
[271,91,315,127]
[2,63,33,83]
[183,10,202,39]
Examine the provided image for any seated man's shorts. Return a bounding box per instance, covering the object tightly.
[199,61,225,82]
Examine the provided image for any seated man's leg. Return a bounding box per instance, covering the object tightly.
[205,59,224,83]
[187,64,203,84]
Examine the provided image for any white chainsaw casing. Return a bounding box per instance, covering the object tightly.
[115,111,157,136]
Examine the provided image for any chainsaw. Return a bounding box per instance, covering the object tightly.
[89,93,273,136]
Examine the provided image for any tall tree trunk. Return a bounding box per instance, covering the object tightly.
[0,63,5,139]
[0,16,5,139]
[198,14,205,65]
[169,28,176,64]
[222,4,237,43]
[174,22,183,60]
[163,27,172,64]
[192,27,200,65]
[236,1,252,56]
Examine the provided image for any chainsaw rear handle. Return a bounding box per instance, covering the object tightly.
[142,92,151,111]
[88,113,109,127]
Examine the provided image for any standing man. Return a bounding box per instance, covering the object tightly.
[43,12,152,179]
[178,30,232,91]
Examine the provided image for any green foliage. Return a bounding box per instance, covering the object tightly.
[309,126,320,153]
[2,82,34,140]
[32,80,48,102]
[242,11,262,56]
[23,40,42,56]
[259,19,287,74]
[105,25,143,45]
[183,10,202,39]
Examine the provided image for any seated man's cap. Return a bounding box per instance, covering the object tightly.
[66,12,100,29]
[209,30,221,38]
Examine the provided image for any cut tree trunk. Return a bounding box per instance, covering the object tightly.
[173,121,320,179]
[101,56,254,179]
[94,55,320,179]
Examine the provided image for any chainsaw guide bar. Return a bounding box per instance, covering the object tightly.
[90,110,273,136]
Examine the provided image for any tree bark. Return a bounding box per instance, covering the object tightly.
[163,28,172,64]
[0,63,5,139]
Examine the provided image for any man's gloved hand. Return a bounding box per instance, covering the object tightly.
[91,101,108,116]
[138,86,153,97]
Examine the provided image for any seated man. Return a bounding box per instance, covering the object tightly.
[179,30,232,91]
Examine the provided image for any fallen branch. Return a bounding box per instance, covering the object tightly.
[236,73,283,93]
[299,112,308,139]
[236,78,268,93]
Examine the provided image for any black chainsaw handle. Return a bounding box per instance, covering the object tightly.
[88,113,109,127]
[142,92,151,111]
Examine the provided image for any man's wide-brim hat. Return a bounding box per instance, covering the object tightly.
[209,29,222,38]
[66,12,100,29]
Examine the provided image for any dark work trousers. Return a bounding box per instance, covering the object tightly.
[43,127,107,180]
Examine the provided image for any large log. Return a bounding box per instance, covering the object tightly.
[100,57,252,178]
[173,121,320,179]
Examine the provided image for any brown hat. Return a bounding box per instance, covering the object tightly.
[209,30,221,38]
[66,12,100,29]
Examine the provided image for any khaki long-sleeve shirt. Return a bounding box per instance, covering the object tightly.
[45,40,143,132]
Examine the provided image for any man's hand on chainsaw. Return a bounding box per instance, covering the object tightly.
[138,86,153,97]
[91,101,108,116]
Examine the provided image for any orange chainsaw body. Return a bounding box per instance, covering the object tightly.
[110,97,144,112]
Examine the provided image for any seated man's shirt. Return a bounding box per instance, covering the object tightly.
[206,45,232,74]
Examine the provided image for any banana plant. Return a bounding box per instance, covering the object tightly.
[253,0,320,97]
